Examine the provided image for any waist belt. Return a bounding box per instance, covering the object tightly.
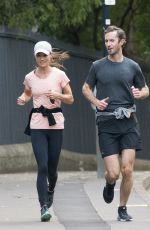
[24,105,62,136]
[96,105,136,119]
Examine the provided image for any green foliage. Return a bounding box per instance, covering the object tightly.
[133,1,150,58]
[0,0,150,59]
[0,0,103,48]
[110,0,150,59]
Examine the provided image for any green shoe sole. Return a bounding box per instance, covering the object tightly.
[41,213,52,222]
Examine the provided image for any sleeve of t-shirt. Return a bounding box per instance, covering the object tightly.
[23,74,31,90]
[85,63,97,90]
[60,72,70,88]
[133,64,146,89]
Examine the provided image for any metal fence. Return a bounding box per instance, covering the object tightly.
[0,27,98,155]
[0,27,150,159]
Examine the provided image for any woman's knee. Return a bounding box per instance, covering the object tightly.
[38,164,48,175]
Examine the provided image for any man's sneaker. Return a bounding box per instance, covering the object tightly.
[41,204,51,222]
[103,182,115,203]
[117,206,133,221]
[47,190,54,208]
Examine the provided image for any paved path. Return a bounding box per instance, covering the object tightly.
[54,178,110,230]
[84,172,150,230]
[0,171,150,230]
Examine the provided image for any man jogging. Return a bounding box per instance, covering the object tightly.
[82,25,149,221]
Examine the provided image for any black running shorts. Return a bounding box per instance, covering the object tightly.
[98,123,142,158]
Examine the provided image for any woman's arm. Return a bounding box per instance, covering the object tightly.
[17,87,32,105]
[46,83,74,105]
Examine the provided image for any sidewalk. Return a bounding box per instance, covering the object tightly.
[84,171,150,230]
[0,171,150,230]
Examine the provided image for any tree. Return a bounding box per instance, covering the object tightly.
[111,0,150,60]
[0,0,150,60]
[0,0,102,49]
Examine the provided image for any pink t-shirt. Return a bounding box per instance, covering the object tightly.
[23,67,70,129]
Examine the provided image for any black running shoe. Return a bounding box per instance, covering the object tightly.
[47,190,54,208]
[103,182,115,203]
[41,204,51,222]
[117,206,133,221]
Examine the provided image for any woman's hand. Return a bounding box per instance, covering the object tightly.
[17,88,32,106]
[45,90,59,101]
[17,96,26,106]
[45,90,59,104]
[45,84,74,104]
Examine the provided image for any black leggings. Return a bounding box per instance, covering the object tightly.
[31,129,63,207]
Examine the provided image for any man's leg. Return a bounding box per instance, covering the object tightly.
[103,154,120,203]
[104,154,120,184]
[118,149,135,221]
[120,149,135,206]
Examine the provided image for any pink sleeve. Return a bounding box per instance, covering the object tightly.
[23,75,31,90]
[60,72,70,88]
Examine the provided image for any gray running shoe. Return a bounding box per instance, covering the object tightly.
[117,206,133,221]
[41,204,51,222]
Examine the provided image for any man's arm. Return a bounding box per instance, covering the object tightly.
[131,85,149,100]
[82,83,109,111]
[82,83,97,104]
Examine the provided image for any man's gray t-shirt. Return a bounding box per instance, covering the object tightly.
[86,57,146,111]
[86,57,146,133]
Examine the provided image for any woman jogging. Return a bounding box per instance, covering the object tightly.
[17,41,74,222]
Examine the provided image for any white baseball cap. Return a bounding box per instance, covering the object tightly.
[34,41,52,56]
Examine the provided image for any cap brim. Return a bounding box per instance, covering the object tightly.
[34,49,49,56]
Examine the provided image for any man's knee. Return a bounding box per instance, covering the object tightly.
[106,170,120,181]
[121,166,133,177]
